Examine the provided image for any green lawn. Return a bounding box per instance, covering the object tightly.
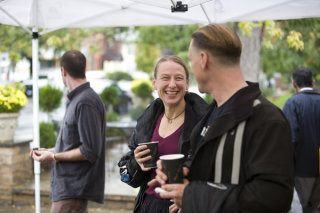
[267,93,293,109]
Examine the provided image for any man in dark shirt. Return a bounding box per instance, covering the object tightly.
[283,67,320,213]
[31,50,106,213]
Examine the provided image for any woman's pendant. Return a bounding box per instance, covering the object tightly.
[169,119,173,124]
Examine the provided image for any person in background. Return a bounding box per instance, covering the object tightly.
[31,50,106,213]
[283,67,320,213]
[118,55,208,213]
[152,24,295,213]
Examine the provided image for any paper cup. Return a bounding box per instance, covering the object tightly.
[160,154,185,183]
[138,141,159,168]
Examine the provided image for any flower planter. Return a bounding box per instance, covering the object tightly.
[0,113,19,143]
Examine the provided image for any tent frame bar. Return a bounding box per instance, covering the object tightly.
[200,4,211,23]
[0,6,32,34]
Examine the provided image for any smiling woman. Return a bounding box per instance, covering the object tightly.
[118,55,208,213]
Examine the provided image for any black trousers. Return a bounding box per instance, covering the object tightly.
[137,194,173,213]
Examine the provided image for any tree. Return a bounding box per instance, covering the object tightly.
[0,25,88,77]
[0,25,129,77]
[135,43,160,74]
[235,22,263,82]
[134,19,320,86]
[134,23,264,82]
[261,18,320,83]
[134,25,200,74]
[0,25,31,76]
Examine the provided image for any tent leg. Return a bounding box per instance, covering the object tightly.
[32,27,41,213]
[34,162,41,213]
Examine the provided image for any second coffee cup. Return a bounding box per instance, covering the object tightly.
[160,154,185,184]
[138,141,159,168]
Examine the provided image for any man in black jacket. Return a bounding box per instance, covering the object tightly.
[153,24,295,213]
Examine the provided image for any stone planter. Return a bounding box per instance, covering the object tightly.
[0,113,19,144]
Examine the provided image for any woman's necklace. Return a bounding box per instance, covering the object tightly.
[164,109,185,124]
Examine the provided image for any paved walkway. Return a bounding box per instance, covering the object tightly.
[1,191,302,213]
[0,204,132,213]
[291,190,303,213]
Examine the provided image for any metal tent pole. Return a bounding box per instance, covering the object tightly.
[32,27,41,213]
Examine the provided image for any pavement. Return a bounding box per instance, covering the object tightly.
[0,204,132,213]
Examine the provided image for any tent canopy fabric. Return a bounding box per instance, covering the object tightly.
[0,0,320,31]
[0,1,319,213]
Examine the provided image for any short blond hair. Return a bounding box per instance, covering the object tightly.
[191,24,242,66]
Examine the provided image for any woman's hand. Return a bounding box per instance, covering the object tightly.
[134,145,152,171]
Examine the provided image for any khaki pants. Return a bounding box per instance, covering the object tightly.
[50,199,88,213]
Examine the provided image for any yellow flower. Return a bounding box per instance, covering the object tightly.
[0,84,28,113]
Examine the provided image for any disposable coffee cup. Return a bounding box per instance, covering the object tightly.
[160,154,185,184]
[138,141,159,168]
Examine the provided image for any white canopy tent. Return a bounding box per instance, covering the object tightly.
[1,0,320,28]
[0,0,319,212]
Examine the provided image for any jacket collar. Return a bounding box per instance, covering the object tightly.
[202,82,261,142]
[67,82,90,100]
[298,88,320,95]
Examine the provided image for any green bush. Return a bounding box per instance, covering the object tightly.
[261,87,275,98]
[203,93,214,104]
[107,128,125,137]
[131,80,153,100]
[39,85,63,113]
[106,111,125,137]
[267,93,293,109]
[107,71,133,81]
[106,111,120,122]
[40,122,57,148]
[130,105,146,120]
[100,85,120,107]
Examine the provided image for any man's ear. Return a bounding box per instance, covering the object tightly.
[292,80,299,92]
[200,51,208,70]
[61,67,67,77]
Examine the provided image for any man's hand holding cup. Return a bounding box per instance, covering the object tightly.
[149,154,190,209]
